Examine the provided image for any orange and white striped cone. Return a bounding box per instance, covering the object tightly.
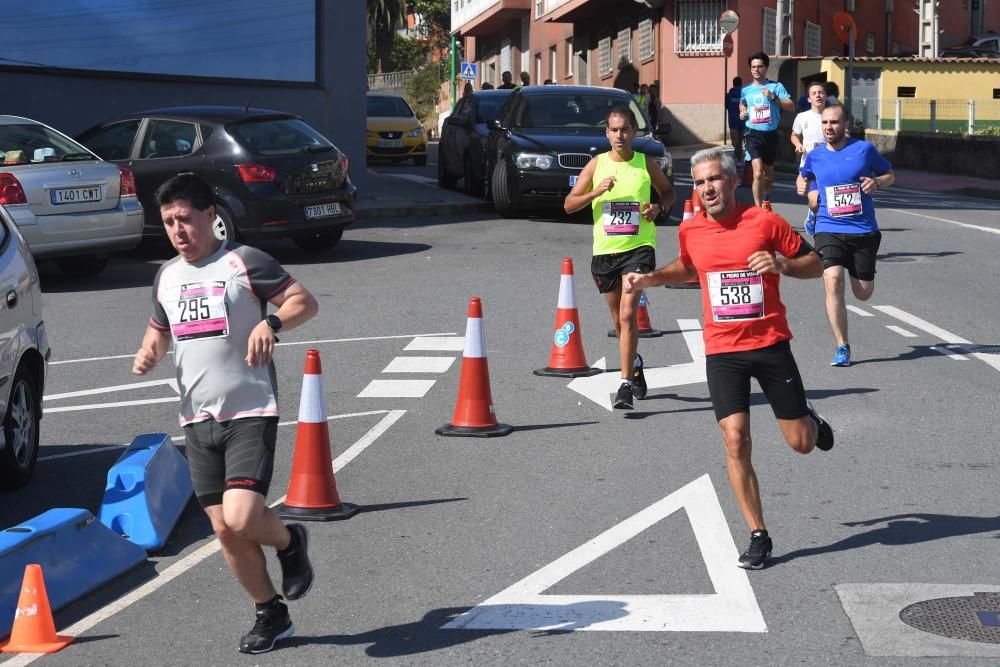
[278,350,359,520]
[608,290,663,338]
[437,297,512,437]
[535,257,601,377]
[666,199,701,290]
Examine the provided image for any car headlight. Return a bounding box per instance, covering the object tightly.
[514,153,554,170]
[406,127,424,138]
[653,154,672,177]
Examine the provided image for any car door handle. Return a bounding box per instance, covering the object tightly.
[5,290,16,308]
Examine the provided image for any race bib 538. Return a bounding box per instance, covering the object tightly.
[707,270,764,322]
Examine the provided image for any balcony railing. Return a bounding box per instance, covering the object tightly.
[367,69,418,90]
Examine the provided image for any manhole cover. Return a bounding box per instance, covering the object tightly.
[899,592,1000,644]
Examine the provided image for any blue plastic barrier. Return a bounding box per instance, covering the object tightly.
[99,433,194,552]
[0,508,147,639]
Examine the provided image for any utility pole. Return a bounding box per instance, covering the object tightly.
[777,0,794,56]
[915,0,939,58]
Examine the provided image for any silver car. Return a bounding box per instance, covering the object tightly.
[0,115,143,277]
[0,205,49,489]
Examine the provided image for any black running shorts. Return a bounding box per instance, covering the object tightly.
[183,416,279,507]
[705,340,810,422]
[813,231,882,281]
[744,129,779,165]
[591,245,656,294]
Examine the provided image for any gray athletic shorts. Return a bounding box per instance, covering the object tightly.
[183,416,279,507]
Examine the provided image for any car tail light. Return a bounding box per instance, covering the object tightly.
[0,172,27,205]
[237,163,276,183]
[340,153,350,174]
[119,165,137,196]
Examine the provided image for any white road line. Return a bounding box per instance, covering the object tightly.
[887,209,1000,235]
[38,410,392,462]
[390,173,438,186]
[886,325,918,338]
[383,356,456,373]
[49,333,458,365]
[9,410,405,667]
[44,378,176,401]
[875,305,1000,373]
[846,305,874,317]
[45,396,180,414]
[404,336,465,351]
[357,379,437,398]
[931,346,969,361]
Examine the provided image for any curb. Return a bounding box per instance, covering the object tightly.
[356,200,495,219]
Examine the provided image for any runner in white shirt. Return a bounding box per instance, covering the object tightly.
[132,174,319,654]
[791,81,827,235]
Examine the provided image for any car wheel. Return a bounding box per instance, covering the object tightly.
[491,162,518,218]
[464,153,484,198]
[213,207,238,241]
[0,364,40,490]
[56,255,108,278]
[438,153,458,189]
[414,155,427,167]
[293,228,343,254]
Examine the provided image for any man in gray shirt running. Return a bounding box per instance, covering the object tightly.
[132,174,319,654]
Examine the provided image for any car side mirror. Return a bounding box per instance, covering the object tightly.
[654,122,672,138]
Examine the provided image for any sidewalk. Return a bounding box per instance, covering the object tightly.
[355,168,492,219]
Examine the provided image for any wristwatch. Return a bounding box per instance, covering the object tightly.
[265,314,282,333]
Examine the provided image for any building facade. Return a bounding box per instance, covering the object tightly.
[451,0,1000,143]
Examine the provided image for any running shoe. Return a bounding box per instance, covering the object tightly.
[277,523,314,601]
[804,211,816,236]
[737,530,773,570]
[631,354,647,400]
[831,344,851,367]
[613,382,634,410]
[239,600,294,654]
[806,400,834,451]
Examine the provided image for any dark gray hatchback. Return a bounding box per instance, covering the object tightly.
[78,106,355,253]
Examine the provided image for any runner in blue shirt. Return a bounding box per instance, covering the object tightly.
[726,77,745,166]
[739,52,793,207]
[798,104,895,367]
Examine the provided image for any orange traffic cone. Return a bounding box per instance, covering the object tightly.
[436,297,513,437]
[665,199,702,290]
[608,290,663,338]
[278,350,359,521]
[0,564,73,654]
[534,257,601,378]
[680,198,694,223]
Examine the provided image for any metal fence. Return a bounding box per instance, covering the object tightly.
[367,69,418,90]
[850,98,1000,134]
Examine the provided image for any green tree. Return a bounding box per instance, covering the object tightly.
[405,63,446,123]
[410,0,451,53]
[367,0,407,73]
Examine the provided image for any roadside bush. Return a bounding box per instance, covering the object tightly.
[405,63,445,123]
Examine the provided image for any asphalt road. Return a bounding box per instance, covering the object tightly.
[3,168,1000,665]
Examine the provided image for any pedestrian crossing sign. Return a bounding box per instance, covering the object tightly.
[460,62,478,80]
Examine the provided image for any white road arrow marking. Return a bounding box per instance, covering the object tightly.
[568,319,705,410]
[441,474,766,633]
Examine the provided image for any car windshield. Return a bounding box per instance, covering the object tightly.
[229,118,334,157]
[0,123,95,164]
[475,97,508,124]
[367,96,415,117]
[509,93,649,133]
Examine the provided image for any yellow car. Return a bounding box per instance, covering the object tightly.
[366,92,427,166]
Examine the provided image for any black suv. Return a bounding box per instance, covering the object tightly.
[486,85,672,218]
[78,107,355,253]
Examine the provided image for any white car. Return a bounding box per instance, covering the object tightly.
[0,205,49,489]
[0,115,143,277]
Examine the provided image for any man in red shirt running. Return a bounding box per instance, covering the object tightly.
[624,146,834,570]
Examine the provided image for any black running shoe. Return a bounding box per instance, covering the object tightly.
[631,354,647,400]
[807,401,834,451]
[737,530,773,570]
[277,524,314,600]
[613,383,634,410]
[239,601,294,654]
